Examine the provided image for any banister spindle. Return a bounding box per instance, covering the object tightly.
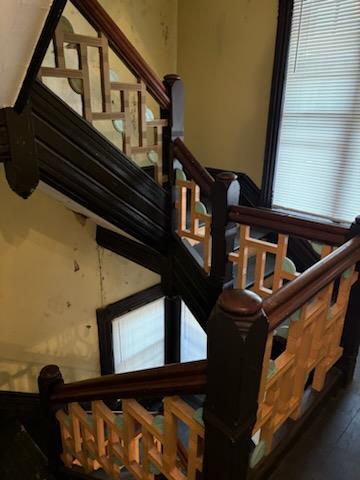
[210,172,240,292]
[203,289,268,480]
[339,215,360,384]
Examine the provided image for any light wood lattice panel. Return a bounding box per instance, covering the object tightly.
[229,224,300,297]
[39,18,166,184]
[57,396,204,480]
[254,265,358,453]
[175,170,212,272]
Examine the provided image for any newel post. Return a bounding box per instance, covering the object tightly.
[38,364,64,472]
[203,289,268,479]
[210,172,240,292]
[162,74,184,180]
[339,215,360,385]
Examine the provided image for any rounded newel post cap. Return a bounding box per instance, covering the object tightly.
[39,364,62,381]
[355,215,360,225]
[218,289,263,317]
[215,171,238,183]
[163,73,181,86]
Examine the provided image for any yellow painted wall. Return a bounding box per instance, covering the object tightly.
[99,0,178,78]
[0,168,159,392]
[177,0,278,186]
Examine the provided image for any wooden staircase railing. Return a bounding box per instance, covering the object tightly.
[37,0,174,185]
[21,1,360,477]
[39,219,360,479]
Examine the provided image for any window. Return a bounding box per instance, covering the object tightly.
[180,302,207,362]
[272,0,360,222]
[112,297,165,373]
[97,284,164,375]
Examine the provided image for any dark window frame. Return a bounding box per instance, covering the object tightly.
[96,284,164,375]
[260,0,294,207]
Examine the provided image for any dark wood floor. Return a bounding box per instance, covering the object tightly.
[269,364,360,479]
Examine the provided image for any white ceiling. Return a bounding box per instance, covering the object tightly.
[0,0,53,108]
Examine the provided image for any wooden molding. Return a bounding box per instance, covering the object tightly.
[261,0,294,207]
[49,360,207,403]
[228,204,349,246]
[30,81,170,250]
[96,226,166,274]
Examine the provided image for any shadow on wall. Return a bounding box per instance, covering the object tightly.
[0,328,99,392]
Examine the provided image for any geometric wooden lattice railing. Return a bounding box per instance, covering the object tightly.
[54,246,357,477]
[41,229,360,480]
[56,397,204,480]
[38,0,169,184]
[254,263,358,454]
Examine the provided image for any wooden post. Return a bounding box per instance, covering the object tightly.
[210,172,240,292]
[164,295,182,364]
[339,215,360,385]
[38,364,64,473]
[162,74,185,237]
[162,73,184,181]
[203,289,268,480]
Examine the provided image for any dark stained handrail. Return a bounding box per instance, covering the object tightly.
[173,138,215,197]
[50,360,207,403]
[70,0,170,110]
[228,204,349,245]
[264,236,360,331]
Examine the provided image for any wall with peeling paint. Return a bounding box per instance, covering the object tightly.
[0,168,160,392]
[177,0,278,186]
[99,0,178,78]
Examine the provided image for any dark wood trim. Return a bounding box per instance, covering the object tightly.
[96,284,164,375]
[4,106,39,199]
[248,367,343,480]
[164,296,181,364]
[70,0,170,110]
[173,138,215,197]
[14,0,67,113]
[49,360,207,403]
[0,110,10,162]
[338,216,360,384]
[228,205,349,246]
[96,226,166,275]
[209,173,240,291]
[261,0,294,207]
[38,365,65,471]
[206,167,261,207]
[264,236,360,331]
[30,80,170,250]
[172,236,215,330]
[203,289,268,479]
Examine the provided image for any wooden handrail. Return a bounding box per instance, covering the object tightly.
[264,236,360,331]
[50,360,207,403]
[173,138,215,197]
[70,0,170,110]
[228,204,349,245]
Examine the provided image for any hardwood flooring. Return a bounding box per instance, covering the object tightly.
[269,364,360,479]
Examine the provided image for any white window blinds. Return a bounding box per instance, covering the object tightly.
[112,298,164,373]
[273,0,360,222]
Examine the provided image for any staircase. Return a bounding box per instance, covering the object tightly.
[2,0,360,479]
